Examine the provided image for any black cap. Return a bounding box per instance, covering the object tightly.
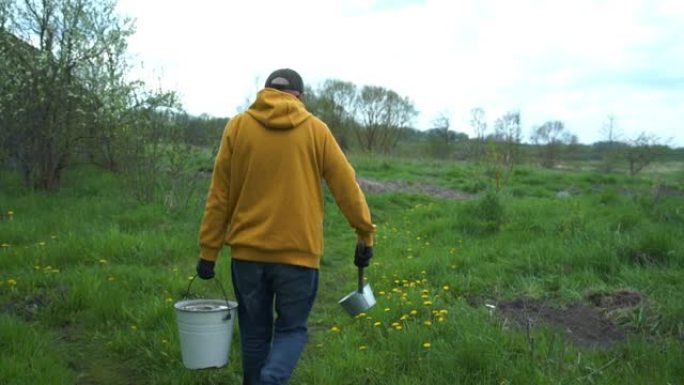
[264,68,304,93]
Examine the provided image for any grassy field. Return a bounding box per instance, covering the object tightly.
[1,154,683,384]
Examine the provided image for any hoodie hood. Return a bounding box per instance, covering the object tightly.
[246,88,311,130]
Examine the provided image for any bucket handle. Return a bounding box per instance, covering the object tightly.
[184,274,232,321]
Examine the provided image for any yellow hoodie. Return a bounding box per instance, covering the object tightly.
[199,88,376,269]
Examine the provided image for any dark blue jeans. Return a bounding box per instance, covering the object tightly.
[231,259,319,385]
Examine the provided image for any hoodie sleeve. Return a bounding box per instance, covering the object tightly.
[321,128,376,246]
[198,122,234,261]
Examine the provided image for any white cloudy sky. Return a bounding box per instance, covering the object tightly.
[116,0,684,146]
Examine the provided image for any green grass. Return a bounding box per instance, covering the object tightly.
[1,157,683,384]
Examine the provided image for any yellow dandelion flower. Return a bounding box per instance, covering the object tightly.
[378,291,386,296]
[384,308,391,312]
[443,285,450,291]
[423,301,433,306]
[38,241,46,246]
[421,289,430,294]
[130,325,138,330]
[400,314,409,321]
[373,321,381,327]
[394,325,403,331]
[1,243,10,248]
[423,320,432,326]
[422,342,432,349]
[330,326,341,333]
[421,270,426,275]
[356,312,367,318]
[437,317,445,322]
[410,310,418,316]
[165,297,173,303]
[7,279,17,287]
[99,259,108,264]
[34,265,40,270]
[439,309,449,315]
[391,322,400,327]
[421,294,429,300]
[359,345,367,351]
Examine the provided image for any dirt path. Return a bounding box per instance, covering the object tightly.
[357,177,475,200]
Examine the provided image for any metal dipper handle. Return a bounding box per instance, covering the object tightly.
[357,267,364,293]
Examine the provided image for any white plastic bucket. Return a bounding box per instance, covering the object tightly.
[174,298,238,369]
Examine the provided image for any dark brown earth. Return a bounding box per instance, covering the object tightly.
[487,290,644,348]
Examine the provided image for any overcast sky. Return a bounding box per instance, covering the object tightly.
[116,0,684,147]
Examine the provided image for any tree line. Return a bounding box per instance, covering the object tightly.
[1,0,678,196]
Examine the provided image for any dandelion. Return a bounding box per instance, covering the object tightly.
[330,326,341,333]
[421,294,429,300]
[34,265,41,270]
[439,309,449,316]
[394,325,403,331]
[7,210,14,219]
[165,297,173,304]
[400,314,409,321]
[443,285,450,291]
[384,308,390,312]
[423,301,433,306]
[437,317,445,322]
[378,291,386,296]
[359,345,367,351]
[99,259,108,264]
[356,312,367,318]
[130,325,138,330]
[7,279,17,287]
[391,322,400,327]
[423,320,432,326]
[161,339,168,344]
[373,321,381,327]
[410,309,418,316]
[50,235,57,240]
[422,342,432,349]
[1,243,10,248]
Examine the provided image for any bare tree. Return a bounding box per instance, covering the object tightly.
[624,132,668,176]
[354,85,417,153]
[531,120,576,168]
[316,79,358,149]
[469,107,487,161]
[493,111,522,168]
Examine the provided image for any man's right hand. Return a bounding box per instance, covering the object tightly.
[196,258,215,280]
[354,243,373,268]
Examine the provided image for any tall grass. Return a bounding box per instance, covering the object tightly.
[1,157,683,384]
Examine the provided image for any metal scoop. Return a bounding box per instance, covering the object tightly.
[338,267,376,316]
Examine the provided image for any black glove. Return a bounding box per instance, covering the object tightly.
[196,259,215,280]
[354,243,373,268]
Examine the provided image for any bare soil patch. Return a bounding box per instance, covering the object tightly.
[476,290,644,349]
[357,177,475,200]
